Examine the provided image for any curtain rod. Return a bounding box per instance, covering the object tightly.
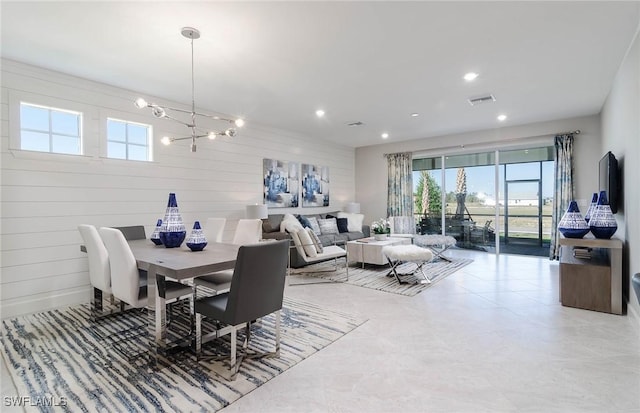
[384,129,581,158]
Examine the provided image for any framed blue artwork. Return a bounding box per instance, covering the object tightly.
[301,163,329,207]
[263,159,299,208]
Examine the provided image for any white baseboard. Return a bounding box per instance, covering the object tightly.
[1,288,90,319]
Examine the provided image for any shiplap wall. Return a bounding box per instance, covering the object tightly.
[0,59,355,318]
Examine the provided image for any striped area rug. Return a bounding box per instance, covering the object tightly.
[1,298,366,412]
[291,258,473,296]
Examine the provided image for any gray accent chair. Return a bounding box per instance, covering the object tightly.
[194,239,289,380]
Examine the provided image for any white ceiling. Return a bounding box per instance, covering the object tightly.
[1,1,639,148]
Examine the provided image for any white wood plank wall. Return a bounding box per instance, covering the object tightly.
[0,59,355,318]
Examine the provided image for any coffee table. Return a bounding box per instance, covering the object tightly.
[347,237,412,268]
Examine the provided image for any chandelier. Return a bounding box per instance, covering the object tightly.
[134,27,244,152]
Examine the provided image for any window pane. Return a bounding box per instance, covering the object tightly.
[128,144,147,161]
[107,120,126,142]
[128,124,148,145]
[108,142,127,159]
[52,135,80,154]
[21,131,50,151]
[51,111,79,135]
[21,104,49,131]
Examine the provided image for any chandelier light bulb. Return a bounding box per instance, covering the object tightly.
[225,128,237,137]
[234,118,245,128]
[161,136,171,146]
[134,98,148,109]
[208,131,217,140]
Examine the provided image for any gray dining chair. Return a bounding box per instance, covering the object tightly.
[194,239,289,380]
[113,225,146,241]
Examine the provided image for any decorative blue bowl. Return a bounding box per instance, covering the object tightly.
[559,227,590,239]
[150,238,163,246]
[186,241,207,252]
[159,231,186,248]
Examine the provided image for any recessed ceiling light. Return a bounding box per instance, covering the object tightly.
[381,133,389,139]
[497,114,507,122]
[315,109,325,118]
[410,113,419,117]
[464,72,479,82]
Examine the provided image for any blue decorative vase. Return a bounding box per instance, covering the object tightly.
[589,191,617,239]
[150,219,163,245]
[584,193,598,223]
[186,221,208,252]
[557,200,590,238]
[159,193,186,248]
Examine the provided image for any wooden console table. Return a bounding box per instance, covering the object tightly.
[559,236,623,315]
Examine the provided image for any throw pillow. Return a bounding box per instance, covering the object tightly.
[336,217,349,233]
[281,213,304,233]
[296,228,317,258]
[337,212,364,233]
[306,227,324,253]
[290,230,307,259]
[307,217,321,235]
[318,218,339,235]
[296,214,312,229]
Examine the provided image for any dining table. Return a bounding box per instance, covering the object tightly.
[120,240,240,367]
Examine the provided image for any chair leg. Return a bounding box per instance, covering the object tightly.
[195,313,203,360]
[274,310,281,356]
[91,288,103,321]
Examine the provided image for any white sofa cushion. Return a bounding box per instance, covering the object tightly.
[337,212,364,232]
[281,213,304,233]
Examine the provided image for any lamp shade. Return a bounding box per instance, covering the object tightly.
[345,202,361,214]
[246,204,268,219]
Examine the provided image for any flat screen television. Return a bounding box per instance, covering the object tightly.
[599,151,619,214]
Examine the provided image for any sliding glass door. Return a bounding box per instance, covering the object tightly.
[413,146,554,256]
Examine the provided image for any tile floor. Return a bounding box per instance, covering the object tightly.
[2,249,639,412]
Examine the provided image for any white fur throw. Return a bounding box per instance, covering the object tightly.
[382,245,433,262]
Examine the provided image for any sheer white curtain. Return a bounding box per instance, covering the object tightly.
[386,152,414,233]
[550,134,574,260]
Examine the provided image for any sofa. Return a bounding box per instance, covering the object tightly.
[262,212,370,268]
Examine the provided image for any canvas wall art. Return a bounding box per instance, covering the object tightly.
[301,163,329,207]
[263,159,299,208]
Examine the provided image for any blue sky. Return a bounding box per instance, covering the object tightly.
[414,161,554,200]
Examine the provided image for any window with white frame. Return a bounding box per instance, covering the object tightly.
[20,102,82,154]
[106,118,152,161]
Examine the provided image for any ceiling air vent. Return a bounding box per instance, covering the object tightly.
[467,94,496,106]
[347,121,365,127]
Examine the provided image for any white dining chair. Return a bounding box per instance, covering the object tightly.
[231,219,262,245]
[194,219,261,296]
[204,218,226,243]
[78,224,116,319]
[98,227,192,308]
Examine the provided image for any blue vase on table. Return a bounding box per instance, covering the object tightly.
[159,193,186,248]
[557,200,590,239]
[186,221,208,252]
[150,219,163,245]
[583,193,598,223]
[589,191,617,239]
